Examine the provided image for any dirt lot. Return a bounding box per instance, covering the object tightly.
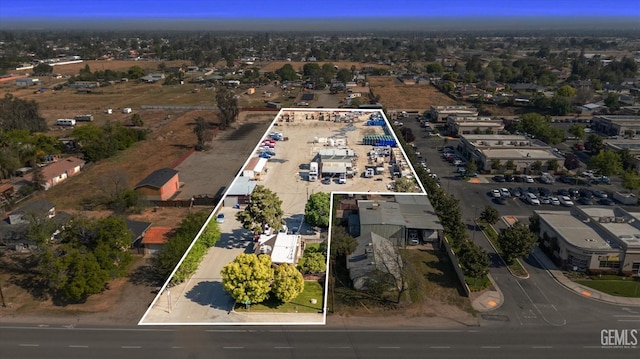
[368,76,459,111]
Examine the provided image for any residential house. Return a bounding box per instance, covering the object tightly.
[134,168,180,201]
[140,226,172,256]
[23,156,85,190]
[1,200,68,252]
[126,219,152,250]
[346,232,402,290]
[140,73,166,83]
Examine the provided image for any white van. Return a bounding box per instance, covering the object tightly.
[55,119,76,126]
[122,108,132,114]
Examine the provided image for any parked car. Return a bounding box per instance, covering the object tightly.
[524,175,534,183]
[579,188,594,199]
[550,197,561,206]
[491,189,502,198]
[556,188,570,197]
[500,188,511,197]
[559,196,574,206]
[568,188,580,198]
[527,187,539,195]
[513,175,524,183]
[216,213,225,223]
[538,187,552,197]
[493,175,506,182]
[504,174,514,182]
[593,190,608,198]
[526,193,541,205]
[578,197,594,205]
[539,196,551,204]
[598,198,615,206]
[510,187,523,197]
[322,177,331,185]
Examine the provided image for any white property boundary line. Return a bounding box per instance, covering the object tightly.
[138,108,428,326]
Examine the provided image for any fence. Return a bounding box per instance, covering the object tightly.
[441,236,471,297]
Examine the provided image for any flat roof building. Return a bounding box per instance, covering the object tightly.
[536,206,640,276]
[591,115,640,137]
[428,105,478,123]
[459,134,564,173]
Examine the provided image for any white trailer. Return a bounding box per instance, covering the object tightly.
[122,107,132,114]
[55,118,76,126]
[309,162,319,181]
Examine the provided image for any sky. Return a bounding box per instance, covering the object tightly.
[1,0,638,30]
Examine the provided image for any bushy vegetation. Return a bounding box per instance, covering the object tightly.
[0,129,64,179]
[152,211,221,285]
[34,216,133,303]
[0,93,47,132]
[71,122,147,162]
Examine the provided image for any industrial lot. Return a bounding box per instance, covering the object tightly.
[140,108,425,325]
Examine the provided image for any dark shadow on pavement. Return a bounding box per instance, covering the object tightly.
[184,281,232,310]
[216,228,252,250]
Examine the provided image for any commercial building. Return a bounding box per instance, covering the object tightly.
[536,206,640,276]
[428,105,478,123]
[15,77,40,87]
[445,116,505,136]
[458,134,564,173]
[591,115,640,137]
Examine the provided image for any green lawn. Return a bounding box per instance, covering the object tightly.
[576,278,640,298]
[234,280,324,313]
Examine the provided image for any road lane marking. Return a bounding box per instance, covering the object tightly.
[121,346,141,349]
[69,345,89,348]
[223,347,244,349]
[379,346,400,349]
[481,346,501,349]
[274,346,293,349]
[617,319,640,322]
[328,346,351,349]
[19,344,40,347]
[171,346,183,349]
[430,346,451,349]
[532,346,552,348]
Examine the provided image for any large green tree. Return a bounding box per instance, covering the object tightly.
[275,63,297,81]
[271,263,305,303]
[497,222,538,264]
[622,171,640,193]
[457,240,490,278]
[569,124,586,143]
[329,225,357,258]
[588,150,623,177]
[221,253,274,306]
[297,251,327,274]
[0,94,47,132]
[215,87,239,128]
[304,192,330,228]
[236,185,284,233]
[193,117,212,150]
[479,205,500,225]
[585,133,604,155]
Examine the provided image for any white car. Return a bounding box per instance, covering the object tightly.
[500,188,511,197]
[526,192,541,205]
[524,175,534,183]
[559,196,574,207]
[491,189,502,198]
[550,197,561,206]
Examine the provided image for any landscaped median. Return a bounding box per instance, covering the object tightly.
[569,273,640,298]
[478,221,529,278]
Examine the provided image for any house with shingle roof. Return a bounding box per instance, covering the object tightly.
[134,168,180,201]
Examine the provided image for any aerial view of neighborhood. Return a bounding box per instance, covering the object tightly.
[0,1,639,357]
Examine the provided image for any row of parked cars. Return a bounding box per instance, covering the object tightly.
[490,186,615,206]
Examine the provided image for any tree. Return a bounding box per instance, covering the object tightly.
[569,124,586,143]
[547,159,559,173]
[457,241,490,278]
[336,68,352,83]
[531,160,543,173]
[33,63,53,75]
[564,153,580,170]
[193,117,212,150]
[0,94,47,132]
[465,159,477,175]
[426,62,444,74]
[585,133,603,155]
[505,160,515,172]
[622,171,640,193]
[215,87,239,128]
[131,113,144,127]
[271,263,305,303]
[330,225,357,258]
[275,64,298,81]
[556,85,576,98]
[236,185,284,233]
[604,92,620,111]
[491,159,501,171]
[588,150,622,177]
[30,159,46,190]
[619,148,636,171]
[479,205,500,225]
[528,214,540,234]
[551,95,572,116]
[297,252,326,274]
[304,192,330,228]
[394,176,416,192]
[399,127,415,143]
[497,222,538,264]
[221,253,274,307]
[128,65,145,79]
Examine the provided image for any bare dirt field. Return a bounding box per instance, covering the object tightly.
[368,76,458,111]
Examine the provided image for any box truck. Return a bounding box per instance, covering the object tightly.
[309,162,319,181]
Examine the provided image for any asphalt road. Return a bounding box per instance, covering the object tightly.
[1,323,637,359]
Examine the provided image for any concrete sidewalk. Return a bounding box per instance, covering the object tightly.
[471,274,504,312]
[532,247,640,307]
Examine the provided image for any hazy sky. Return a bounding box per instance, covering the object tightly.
[1,0,638,30]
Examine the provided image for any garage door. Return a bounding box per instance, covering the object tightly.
[224,195,238,207]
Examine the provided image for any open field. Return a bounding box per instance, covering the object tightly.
[368,76,459,111]
[12,60,189,77]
